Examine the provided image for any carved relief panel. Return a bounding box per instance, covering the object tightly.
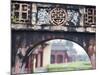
[36,6,81,26]
[50,7,67,26]
[37,8,49,25]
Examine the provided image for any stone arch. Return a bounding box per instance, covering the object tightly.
[11,30,95,71]
[22,38,91,67]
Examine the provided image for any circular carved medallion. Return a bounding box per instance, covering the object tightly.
[50,8,67,25]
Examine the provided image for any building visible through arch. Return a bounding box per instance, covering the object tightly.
[25,39,91,73]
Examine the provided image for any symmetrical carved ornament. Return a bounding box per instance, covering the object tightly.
[50,8,67,25]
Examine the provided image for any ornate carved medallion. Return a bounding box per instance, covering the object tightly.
[50,8,67,25]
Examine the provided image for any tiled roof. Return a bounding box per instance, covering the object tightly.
[51,42,77,55]
[51,43,68,51]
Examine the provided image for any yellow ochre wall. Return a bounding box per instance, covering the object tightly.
[43,44,52,67]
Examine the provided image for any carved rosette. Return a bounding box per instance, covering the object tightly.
[50,8,67,26]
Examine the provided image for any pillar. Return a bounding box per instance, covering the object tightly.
[37,53,41,67]
[88,39,96,69]
[43,44,51,67]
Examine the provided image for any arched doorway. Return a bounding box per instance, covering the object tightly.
[25,39,92,73]
[11,30,96,74]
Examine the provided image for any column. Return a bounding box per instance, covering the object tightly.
[37,52,41,67]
